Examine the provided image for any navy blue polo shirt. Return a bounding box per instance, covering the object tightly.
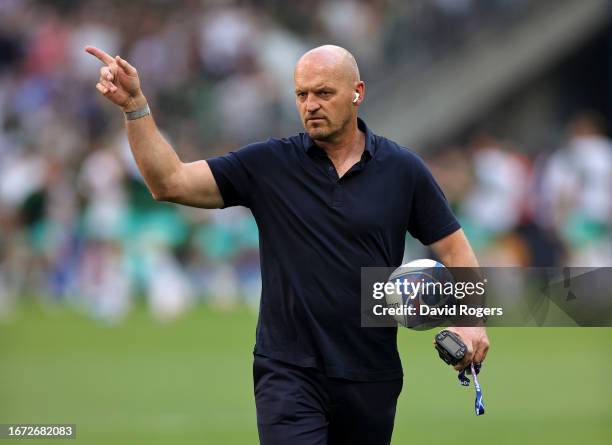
[207,118,460,381]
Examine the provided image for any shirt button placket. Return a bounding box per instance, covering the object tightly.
[332,182,344,207]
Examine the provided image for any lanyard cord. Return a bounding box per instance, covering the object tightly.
[458,362,485,416]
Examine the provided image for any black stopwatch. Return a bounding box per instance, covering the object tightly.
[434,330,467,366]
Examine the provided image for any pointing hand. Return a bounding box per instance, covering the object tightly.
[85,45,146,112]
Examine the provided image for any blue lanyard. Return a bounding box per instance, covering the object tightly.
[458,362,485,416]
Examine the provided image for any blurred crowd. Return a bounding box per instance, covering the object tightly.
[426,112,612,269]
[0,0,609,322]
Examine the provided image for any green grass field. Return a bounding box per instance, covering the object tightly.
[1,303,611,444]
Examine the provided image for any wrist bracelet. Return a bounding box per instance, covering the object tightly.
[125,103,150,121]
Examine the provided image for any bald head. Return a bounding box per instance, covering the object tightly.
[295,45,360,85]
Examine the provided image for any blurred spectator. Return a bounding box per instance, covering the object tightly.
[461,133,531,244]
[198,4,258,79]
[540,112,612,266]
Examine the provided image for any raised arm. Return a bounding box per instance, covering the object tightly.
[85,45,223,208]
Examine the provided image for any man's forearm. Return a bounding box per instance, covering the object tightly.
[124,98,182,201]
[433,229,479,268]
[439,246,479,268]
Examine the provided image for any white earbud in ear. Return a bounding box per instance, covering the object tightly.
[353,92,360,103]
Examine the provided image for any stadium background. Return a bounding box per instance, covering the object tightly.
[0,0,610,443]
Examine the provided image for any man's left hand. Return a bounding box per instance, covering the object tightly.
[439,326,490,371]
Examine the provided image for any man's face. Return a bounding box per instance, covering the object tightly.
[294,62,355,142]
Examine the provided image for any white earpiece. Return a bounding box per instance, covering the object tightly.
[353,92,360,103]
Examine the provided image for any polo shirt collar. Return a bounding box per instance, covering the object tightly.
[302,117,376,159]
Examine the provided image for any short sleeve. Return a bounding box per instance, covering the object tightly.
[407,158,461,245]
[206,141,270,208]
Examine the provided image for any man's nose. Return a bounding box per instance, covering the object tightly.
[305,95,320,112]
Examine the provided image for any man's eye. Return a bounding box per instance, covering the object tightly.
[319,92,331,97]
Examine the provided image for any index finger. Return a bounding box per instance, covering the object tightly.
[85,45,114,65]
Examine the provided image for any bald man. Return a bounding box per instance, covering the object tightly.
[86,44,488,444]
